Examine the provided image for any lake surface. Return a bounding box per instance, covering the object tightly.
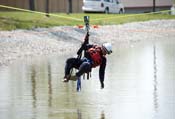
[0,40,175,119]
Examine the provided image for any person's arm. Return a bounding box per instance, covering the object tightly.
[77,32,89,55]
[99,57,106,89]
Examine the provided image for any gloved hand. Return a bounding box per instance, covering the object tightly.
[77,42,87,55]
[77,32,89,55]
[77,47,83,55]
[86,32,89,37]
[101,82,104,89]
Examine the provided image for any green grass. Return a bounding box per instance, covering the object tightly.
[0,11,175,30]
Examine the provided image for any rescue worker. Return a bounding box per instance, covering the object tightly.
[63,41,112,89]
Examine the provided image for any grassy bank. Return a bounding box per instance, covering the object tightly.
[0,11,175,30]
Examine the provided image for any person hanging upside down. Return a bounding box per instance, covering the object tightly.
[63,40,112,90]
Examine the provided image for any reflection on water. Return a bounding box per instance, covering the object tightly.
[100,111,105,119]
[30,62,53,109]
[77,109,82,119]
[31,65,37,108]
[0,40,175,119]
[153,45,158,112]
[47,63,52,107]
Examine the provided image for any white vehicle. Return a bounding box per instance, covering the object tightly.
[82,0,124,14]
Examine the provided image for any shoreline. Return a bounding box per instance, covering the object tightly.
[0,19,175,66]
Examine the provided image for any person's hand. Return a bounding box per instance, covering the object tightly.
[77,48,82,55]
[101,82,104,89]
[86,32,89,37]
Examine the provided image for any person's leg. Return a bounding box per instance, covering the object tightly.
[77,77,81,91]
[76,61,91,91]
[64,58,81,82]
[76,62,91,77]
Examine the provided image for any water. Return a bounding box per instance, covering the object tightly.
[0,40,175,119]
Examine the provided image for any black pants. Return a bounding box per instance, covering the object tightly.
[64,58,92,77]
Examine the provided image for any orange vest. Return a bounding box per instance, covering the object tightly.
[88,46,102,67]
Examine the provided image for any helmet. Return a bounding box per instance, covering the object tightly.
[102,43,112,54]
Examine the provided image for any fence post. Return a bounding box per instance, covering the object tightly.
[29,0,35,11]
[45,0,49,17]
[153,0,156,12]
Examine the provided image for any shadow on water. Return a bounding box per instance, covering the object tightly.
[0,40,175,119]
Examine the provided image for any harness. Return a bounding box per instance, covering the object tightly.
[88,46,102,67]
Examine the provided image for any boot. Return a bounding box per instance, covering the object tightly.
[63,75,70,82]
